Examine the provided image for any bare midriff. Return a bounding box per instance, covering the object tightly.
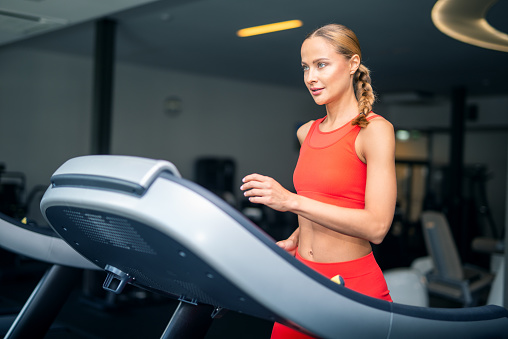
[296,215,372,263]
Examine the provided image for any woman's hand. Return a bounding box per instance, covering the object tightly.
[241,174,300,255]
[240,173,296,212]
[276,227,299,256]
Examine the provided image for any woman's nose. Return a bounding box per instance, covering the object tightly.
[305,69,317,84]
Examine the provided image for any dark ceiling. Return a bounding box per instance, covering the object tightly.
[4,0,508,98]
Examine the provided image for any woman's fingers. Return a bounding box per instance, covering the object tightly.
[242,173,266,184]
[240,174,271,192]
[243,188,265,198]
[240,173,293,212]
[276,240,286,249]
[276,239,297,255]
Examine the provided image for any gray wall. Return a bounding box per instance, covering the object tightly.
[111,61,320,191]
[0,46,92,190]
[1,42,507,238]
[0,44,318,196]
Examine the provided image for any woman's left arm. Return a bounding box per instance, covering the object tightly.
[241,119,396,244]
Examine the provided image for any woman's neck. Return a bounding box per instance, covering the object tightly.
[323,94,359,130]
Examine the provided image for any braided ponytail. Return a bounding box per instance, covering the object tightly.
[352,64,376,128]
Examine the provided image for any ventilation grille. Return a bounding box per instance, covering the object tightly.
[124,266,166,291]
[125,266,222,307]
[64,209,156,255]
[174,279,221,307]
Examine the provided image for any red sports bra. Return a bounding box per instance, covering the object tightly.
[293,114,381,209]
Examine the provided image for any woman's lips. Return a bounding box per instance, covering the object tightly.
[310,87,324,95]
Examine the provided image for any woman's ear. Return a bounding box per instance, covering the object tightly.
[350,54,360,74]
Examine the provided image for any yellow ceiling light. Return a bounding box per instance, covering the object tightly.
[432,0,508,52]
[237,20,303,37]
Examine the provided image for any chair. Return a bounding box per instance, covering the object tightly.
[472,237,505,307]
[421,211,494,307]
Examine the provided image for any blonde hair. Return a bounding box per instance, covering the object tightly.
[305,24,376,127]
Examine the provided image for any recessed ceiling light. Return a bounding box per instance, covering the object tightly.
[237,20,303,37]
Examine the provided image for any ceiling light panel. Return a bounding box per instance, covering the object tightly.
[237,20,303,37]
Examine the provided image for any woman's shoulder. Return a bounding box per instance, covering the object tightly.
[366,112,393,130]
[296,120,316,145]
[360,113,394,145]
[357,113,395,161]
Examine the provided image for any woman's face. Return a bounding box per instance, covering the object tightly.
[301,37,359,106]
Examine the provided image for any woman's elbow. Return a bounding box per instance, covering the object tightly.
[369,220,392,245]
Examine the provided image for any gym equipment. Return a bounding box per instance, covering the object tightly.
[473,237,505,306]
[0,169,25,219]
[422,211,494,306]
[383,268,428,307]
[40,155,508,338]
[0,211,99,338]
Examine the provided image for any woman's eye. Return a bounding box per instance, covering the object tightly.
[318,62,326,68]
[302,65,309,71]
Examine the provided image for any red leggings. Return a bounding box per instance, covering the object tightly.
[271,251,392,339]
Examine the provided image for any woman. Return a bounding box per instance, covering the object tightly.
[240,24,396,338]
